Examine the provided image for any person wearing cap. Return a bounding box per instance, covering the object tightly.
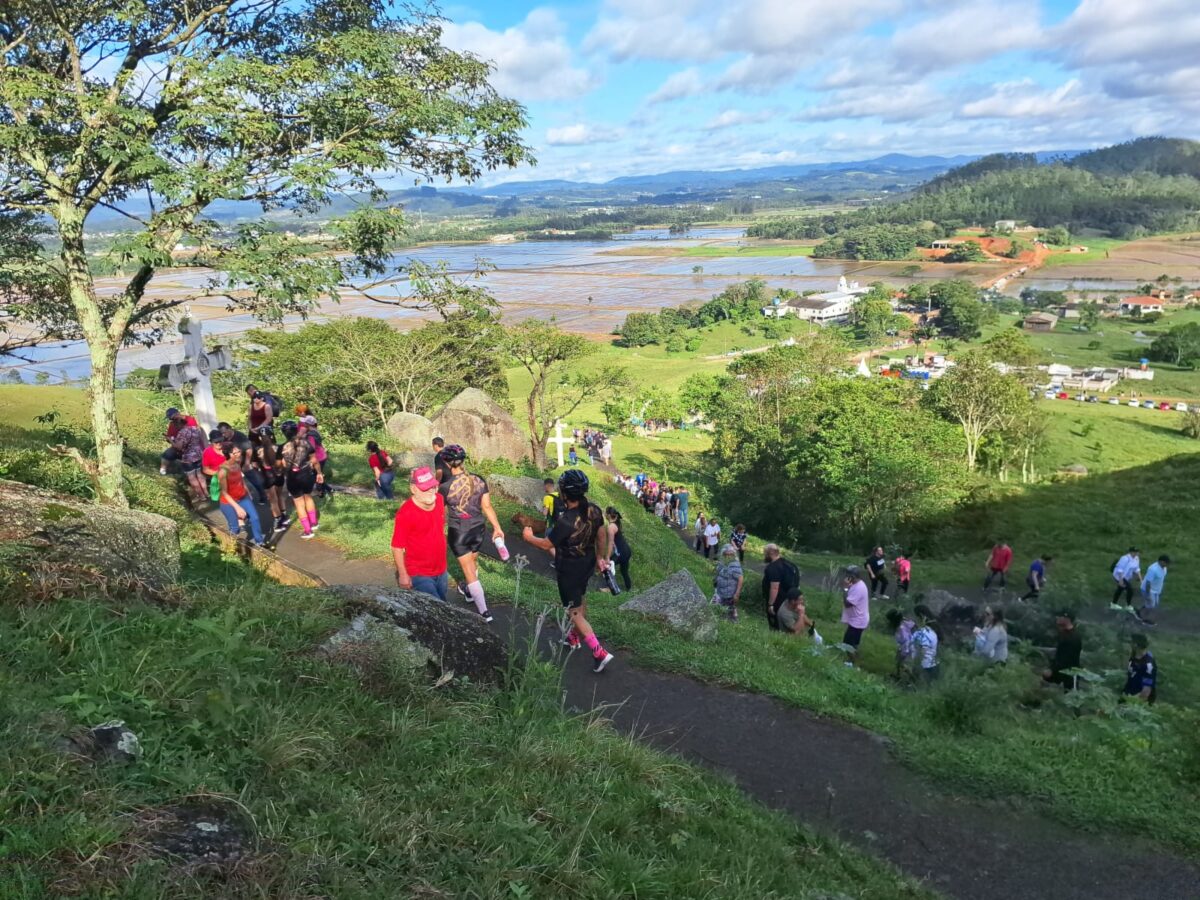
[391,467,449,601]
[1042,610,1082,690]
[840,566,871,664]
[298,415,332,499]
[1122,634,1157,703]
[1111,547,1142,613]
[1138,555,1169,625]
[159,406,197,475]
[168,410,209,502]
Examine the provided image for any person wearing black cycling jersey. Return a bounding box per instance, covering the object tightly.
[439,444,504,623]
[250,425,289,532]
[279,420,323,540]
[523,469,614,673]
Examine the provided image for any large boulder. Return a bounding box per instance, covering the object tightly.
[430,388,527,463]
[0,479,180,589]
[385,411,434,453]
[619,569,718,642]
[487,474,546,511]
[326,584,508,683]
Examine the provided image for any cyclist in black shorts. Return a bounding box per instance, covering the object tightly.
[250,425,289,532]
[439,444,504,623]
[280,420,323,540]
[522,469,614,673]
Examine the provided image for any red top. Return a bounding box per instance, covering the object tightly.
[249,405,268,429]
[221,466,248,502]
[202,445,226,473]
[368,452,391,471]
[989,544,1013,571]
[166,415,197,440]
[391,494,447,577]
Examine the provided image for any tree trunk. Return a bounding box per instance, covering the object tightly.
[59,206,129,507]
[526,388,547,468]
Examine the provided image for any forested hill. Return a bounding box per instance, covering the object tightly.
[750,137,1200,242]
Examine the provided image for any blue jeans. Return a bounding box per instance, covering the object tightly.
[375,470,395,500]
[410,572,448,601]
[677,501,688,526]
[220,496,264,544]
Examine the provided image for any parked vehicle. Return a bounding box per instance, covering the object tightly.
[1057,391,1070,400]
[1128,399,1140,407]
[1107,397,1121,405]
[1086,395,1100,403]
[1159,402,1172,411]
[1043,390,1057,400]
[1142,400,1156,409]
[1177,402,1189,412]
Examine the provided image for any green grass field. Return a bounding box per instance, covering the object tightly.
[1041,237,1129,266]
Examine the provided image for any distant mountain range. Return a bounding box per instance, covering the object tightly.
[82,150,1084,230]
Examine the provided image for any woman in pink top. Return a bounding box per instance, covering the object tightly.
[840,566,871,665]
[894,552,912,596]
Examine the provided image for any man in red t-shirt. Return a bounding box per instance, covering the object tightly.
[391,467,449,601]
[984,541,1013,590]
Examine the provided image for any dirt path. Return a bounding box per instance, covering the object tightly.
[189,489,1200,900]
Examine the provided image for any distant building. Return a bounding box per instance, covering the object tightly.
[994,220,1018,231]
[1023,312,1058,332]
[1119,296,1165,315]
[762,276,869,322]
[930,239,965,249]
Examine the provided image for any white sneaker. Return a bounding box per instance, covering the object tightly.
[592,652,614,673]
[1109,602,1123,611]
[1123,605,1136,614]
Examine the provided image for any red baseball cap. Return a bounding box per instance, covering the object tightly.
[410,467,438,492]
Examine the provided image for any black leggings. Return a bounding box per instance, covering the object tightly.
[1113,580,1134,605]
[870,573,889,596]
[616,555,632,591]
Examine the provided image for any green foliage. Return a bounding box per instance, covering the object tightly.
[926,354,1034,471]
[812,224,934,260]
[1149,322,1200,367]
[935,283,991,340]
[942,242,989,263]
[1182,408,1200,439]
[1040,225,1072,247]
[980,328,1039,368]
[616,281,771,347]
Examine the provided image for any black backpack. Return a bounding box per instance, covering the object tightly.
[260,391,283,417]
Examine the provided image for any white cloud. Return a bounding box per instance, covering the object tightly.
[544,123,625,146]
[441,9,598,102]
[889,2,1045,74]
[960,79,1089,120]
[703,109,776,131]
[1055,0,1200,70]
[647,68,706,104]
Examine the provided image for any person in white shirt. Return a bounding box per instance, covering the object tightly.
[703,518,721,559]
[1138,555,1169,624]
[1111,547,1141,613]
[973,607,1009,664]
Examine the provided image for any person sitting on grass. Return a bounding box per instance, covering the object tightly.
[712,544,743,622]
[972,606,1009,664]
[1042,610,1082,691]
[912,604,941,683]
[1122,634,1157,704]
[885,608,916,679]
[777,587,818,640]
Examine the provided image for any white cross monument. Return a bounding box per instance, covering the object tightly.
[158,316,233,434]
[546,419,572,468]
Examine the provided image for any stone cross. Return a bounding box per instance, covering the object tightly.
[546,419,572,468]
[158,316,232,434]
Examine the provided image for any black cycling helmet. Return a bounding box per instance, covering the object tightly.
[558,468,589,499]
[441,443,467,464]
[280,419,299,440]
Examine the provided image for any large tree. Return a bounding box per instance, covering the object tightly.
[0,2,531,505]
[505,321,628,467]
[925,353,1030,471]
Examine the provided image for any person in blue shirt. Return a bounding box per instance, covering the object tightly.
[1137,555,1169,625]
[1122,634,1157,703]
[1020,554,1052,601]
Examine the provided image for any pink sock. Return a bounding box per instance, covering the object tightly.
[302,521,312,535]
[584,633,604,657]
[307,510,318,528]
[466,580,488,615]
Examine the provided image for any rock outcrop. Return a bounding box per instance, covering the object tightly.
[384,389,527,464]
[385,411,434,453]
[487,474,546,511]
[0,479,180,589]
[619,569,717,642]
[326,584,508,683]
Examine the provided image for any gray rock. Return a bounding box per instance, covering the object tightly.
[1060,464,1089,476]
[0,478,180,589]
[487,474,546,511]
[327,584,508,683]
[923,588,972,617]
[619,569,718,642]
[58,719,141,765]
[385,411,435,453]
[317,613,436,677]
[140,800,254,872]
[430,388,528,464]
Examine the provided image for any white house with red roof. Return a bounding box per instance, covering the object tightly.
[1118,295,1165,315]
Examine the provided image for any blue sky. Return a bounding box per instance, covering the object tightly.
[433,0,1200,184]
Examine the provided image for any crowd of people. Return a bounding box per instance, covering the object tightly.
[158,385,332,545]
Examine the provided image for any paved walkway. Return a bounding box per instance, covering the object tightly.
[193,489,1200,899]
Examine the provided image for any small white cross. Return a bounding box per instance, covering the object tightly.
[546,419,572,468]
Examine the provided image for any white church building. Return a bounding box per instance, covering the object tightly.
[761,276,871,323]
